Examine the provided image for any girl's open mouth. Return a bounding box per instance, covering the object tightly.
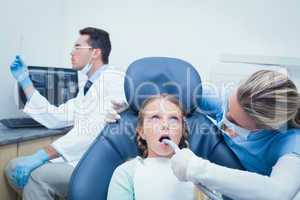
[159,135,171,143]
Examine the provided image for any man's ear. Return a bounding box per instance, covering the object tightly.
[92,48,102,59]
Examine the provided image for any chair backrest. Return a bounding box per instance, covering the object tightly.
[68,57,243,200]
[124,57,202,114]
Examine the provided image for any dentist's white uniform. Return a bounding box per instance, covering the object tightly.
[23,65,126,167]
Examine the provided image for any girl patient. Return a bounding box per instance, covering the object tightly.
[107,94,208,200]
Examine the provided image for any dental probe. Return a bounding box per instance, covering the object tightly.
[161,138,180,153]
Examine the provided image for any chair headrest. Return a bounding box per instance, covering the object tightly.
[124,57,202,114]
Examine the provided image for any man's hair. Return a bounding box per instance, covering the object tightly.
[79,27,111,64]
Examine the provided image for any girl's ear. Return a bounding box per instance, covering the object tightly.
[136,127,146,140]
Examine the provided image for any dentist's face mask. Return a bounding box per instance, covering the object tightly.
[218,101,253,139]
[80,49,96,75]
[218,91,259,140]
[220,113,252,139]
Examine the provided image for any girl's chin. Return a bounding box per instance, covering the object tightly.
[155,144,174,157]
[148,142,178,158]
[148,153,173,158]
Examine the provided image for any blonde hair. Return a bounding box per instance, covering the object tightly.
[136,94,189,158]
[237,70,300,130]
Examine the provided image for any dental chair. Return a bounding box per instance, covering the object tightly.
[69,57,244,200]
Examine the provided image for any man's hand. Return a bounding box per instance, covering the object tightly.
[10,55,33,90]
[105,100,128,123]
[7,149,49,188]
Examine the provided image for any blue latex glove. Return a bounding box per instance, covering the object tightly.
[10,55,33,89]
[9,149,49,189]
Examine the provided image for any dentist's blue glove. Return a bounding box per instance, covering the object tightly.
[10,55,33,90]
[9,149,49,189]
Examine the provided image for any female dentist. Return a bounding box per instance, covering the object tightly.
[171,70,300,200]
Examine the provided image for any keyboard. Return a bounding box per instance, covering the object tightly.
[0,118,44,128]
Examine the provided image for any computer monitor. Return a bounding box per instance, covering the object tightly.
[18,66,79,109]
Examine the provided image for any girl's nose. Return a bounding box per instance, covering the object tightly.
[161,120,169,130]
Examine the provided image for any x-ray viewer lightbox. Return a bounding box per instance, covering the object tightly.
[18,66,79,109]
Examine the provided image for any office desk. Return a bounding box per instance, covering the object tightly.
[0,124,70,200]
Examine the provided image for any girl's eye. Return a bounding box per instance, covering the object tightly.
[169,116,179,124]
[151,115,160,120]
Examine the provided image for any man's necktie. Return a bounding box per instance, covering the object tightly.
[83,80,93,95]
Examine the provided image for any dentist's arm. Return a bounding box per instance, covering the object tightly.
[171,149,300,200]
[104,100,128,123]
[10,55,75,129]
[6,145,59,189]
[44,145,60,159]
[10,55,35,99]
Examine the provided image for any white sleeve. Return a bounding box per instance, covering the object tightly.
[23,90,76,129]
[187,154,300,200]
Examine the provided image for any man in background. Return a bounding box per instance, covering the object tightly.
[6,27,126,200]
